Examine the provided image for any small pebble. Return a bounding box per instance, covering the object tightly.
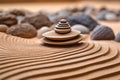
[115,32,120,42]
[0,24,8,32]
[67,13,98,31]
[70,7,80,13]
[6,23,37,38]
[83,6,95,15]
[7,9,26,16]
[7,9,33,16]
[49,9,72,23]
[99,7,107,12]
[105,12,118,21]
[56,9,72,18]
[91,25,115,40]
[72,24,90,34]
[22,13,53,29]
[96,10,108,20]
[37,26,50,38]
[0,13,17,26]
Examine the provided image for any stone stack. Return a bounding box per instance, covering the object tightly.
[41,19,82,45]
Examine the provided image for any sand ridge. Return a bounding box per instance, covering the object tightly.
[0,32,120,80]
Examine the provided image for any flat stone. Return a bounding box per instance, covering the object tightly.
[72,24,90,34]
[41,35,82,45]
[42,30,80,41]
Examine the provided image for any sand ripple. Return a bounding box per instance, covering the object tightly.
[0,32,120,80]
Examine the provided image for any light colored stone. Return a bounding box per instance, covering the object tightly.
[105,13,118,21]
[0,24,8,32]
[72,24,90,34]
[37,26,50,38]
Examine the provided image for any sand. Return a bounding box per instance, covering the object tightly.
[0,1,120,80]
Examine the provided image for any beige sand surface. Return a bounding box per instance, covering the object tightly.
[0,1,120,80]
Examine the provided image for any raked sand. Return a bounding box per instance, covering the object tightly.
[0,1,120,80]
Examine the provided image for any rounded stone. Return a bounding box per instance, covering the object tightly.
[99,7,107,12]
[67,13,98,31]
[22,13,53,29]
[56,9,72,18]
[7,9,33,17]
[114,32,120,42]
[37,26,50,38]
[72,24,90,34]
[6,23,37,38]
[0,13,17,26]
[96,10,108,20]
[91,25,115,40]
[105,12,118,21]
[83,6,95,15]
[0,24,8,32]
[7,9,26,16]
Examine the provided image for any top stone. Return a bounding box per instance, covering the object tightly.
[60,19,67,23]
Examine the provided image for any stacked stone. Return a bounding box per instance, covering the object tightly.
[41,19,82,45]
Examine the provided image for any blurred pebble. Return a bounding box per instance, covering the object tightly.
[37,26,50,38]
[83,6,95,15]
[56,9,72,18]
[49,9,72,23]
[72,24,90,34]
[91,25,115,40]
[7,9,26,16]
[105,12,118,21]
[0,24,8,32]
[70,7,80,13]
[115,32,120,42]
[6,23,37,38]
[96,10,108,20]
[7,9,33,17]
[99,7,107,12]
[67,13,98,31]
[22,13,53,29]
[0,13,17,26]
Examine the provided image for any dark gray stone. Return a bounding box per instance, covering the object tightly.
[67,14,98,31]
[91,25,115,40]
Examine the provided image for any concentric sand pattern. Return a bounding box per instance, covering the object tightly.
[0,32,120,80]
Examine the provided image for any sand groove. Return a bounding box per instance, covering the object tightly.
[0,33,120,80]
